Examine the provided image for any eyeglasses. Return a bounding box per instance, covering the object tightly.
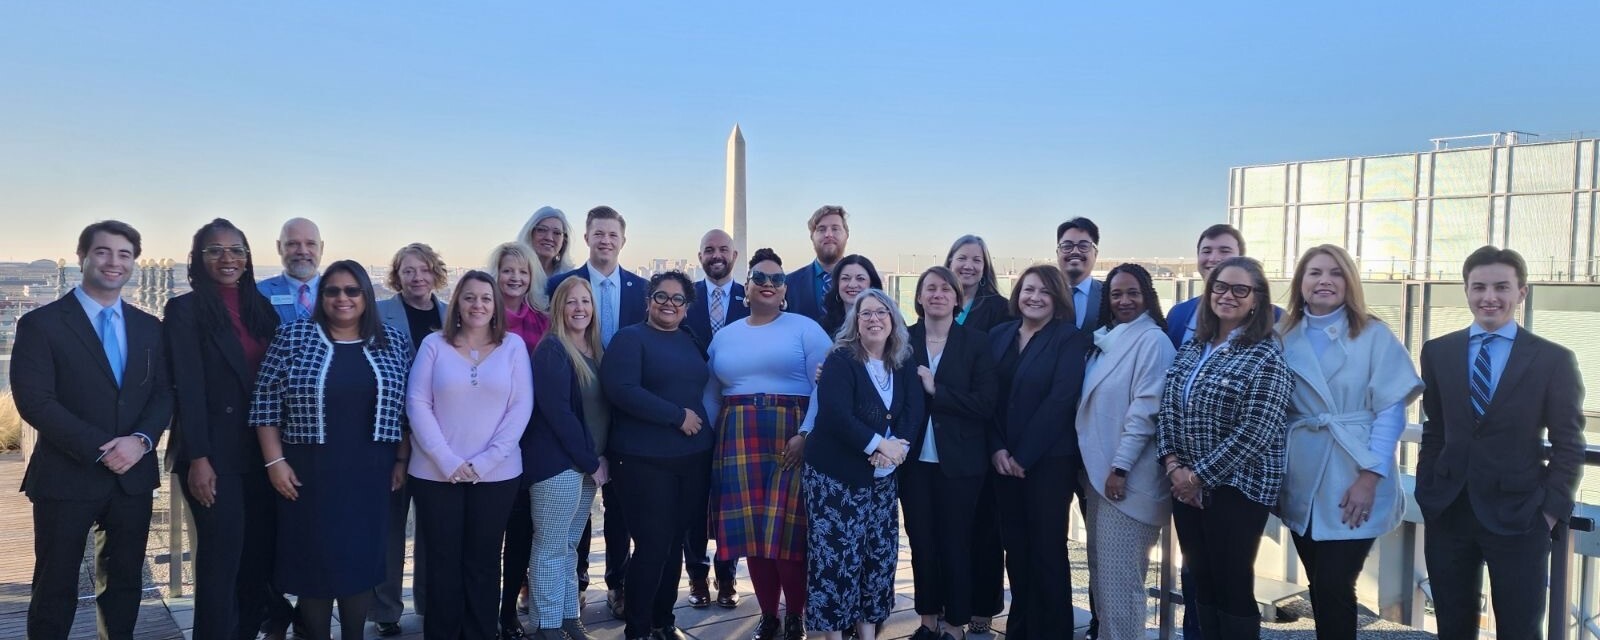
[202,245,249,260]
[1209,281,1256,299]
[532,225,565,239]
[858,309,891,320]
[322,286,364,299]
[651,291,688,307]
[1057,240,1098,254]
[748,271,787,287]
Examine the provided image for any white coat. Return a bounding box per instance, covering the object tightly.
[1076,313,1177,528]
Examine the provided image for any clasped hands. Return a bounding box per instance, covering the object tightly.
[98,435,147,475]
[1167,461,1204,508]
[449,462,480,484]
[871,437,911,468]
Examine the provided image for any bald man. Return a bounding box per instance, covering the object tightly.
[257,217,325,323]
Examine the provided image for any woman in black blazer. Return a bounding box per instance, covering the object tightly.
[164,218,283,640]
[986,264,1091,640]
[944,234,1011,334]
[804,289,925,640]
[902,267,997,640]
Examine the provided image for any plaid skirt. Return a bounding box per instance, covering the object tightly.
[710,393,809,561]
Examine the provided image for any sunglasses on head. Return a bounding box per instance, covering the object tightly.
[322,286,364,299]
[749,271,787,287]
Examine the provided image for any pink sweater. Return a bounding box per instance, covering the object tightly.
[406,332,534,482]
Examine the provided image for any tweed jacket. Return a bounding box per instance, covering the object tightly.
[1156,334,1293,506]
[248,319,412,444]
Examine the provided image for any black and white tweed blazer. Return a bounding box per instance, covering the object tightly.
[1155,335,1293,506]
[248,319,412,444]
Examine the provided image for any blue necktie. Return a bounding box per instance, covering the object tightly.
[1075,288,1088,328]
[600,280,618,347]
[99,307,123,387]
[1470,334,1498,419]
[820,270,832,308]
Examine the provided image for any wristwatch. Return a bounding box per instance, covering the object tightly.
[1112,467,1128,478]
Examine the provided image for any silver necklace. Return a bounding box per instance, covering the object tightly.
[869,363,892,392]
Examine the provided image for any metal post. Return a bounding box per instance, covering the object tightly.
[1580,556,1595,640]
[1158,524,1176,640]
[168,473,185,597]
[1554,521,1575,640]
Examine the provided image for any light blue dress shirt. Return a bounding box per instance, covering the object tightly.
[1467,322,1519,401]
[1073,278,1092,329]
[589,264,623,346]
[74,287,126,373]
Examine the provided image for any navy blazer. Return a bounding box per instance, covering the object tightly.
[783,262,826,323]
[1076,278,1104,332]
[1415,327,1585,534]
[910,322,999,478]
[986,319,1090,469]
[685,280,749,352]
[257,273,318,324]
[548,264,649,330]
[11,292,174,500]
[808,347,926,488]
[163,292,278,475]
[525,336,601,482]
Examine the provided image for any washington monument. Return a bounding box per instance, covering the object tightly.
[724,124,747,281]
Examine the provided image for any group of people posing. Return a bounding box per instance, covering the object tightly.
[12,203,1584,640]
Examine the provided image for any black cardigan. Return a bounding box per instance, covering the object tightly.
[960,290,1012,334]
[908,321,998,478]
[986,319,1090,469]
[807,347,926,488]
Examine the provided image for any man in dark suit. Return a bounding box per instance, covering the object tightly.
[256,217,324,324]
[13,220,174,640]
[783,205,849,323]
[1416,246,1585,639]
[547,205,648,619]
[1056,217,1104,332]
[680,228,748,609]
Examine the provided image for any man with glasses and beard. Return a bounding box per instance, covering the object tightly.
[681,229,748,609]
[1056,217,1104,332]
[784,205,850,323]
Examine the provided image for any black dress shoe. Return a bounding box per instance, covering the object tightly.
[499,621,531,640]
[911,625,941,640]
[375,622,403,637]
[715,580,740,608]
[782,614,805,640]
[752,614,782,640]
[687,577,711,608]
[653,626,689,640]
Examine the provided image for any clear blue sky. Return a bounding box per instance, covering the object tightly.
[2,2,1596,271]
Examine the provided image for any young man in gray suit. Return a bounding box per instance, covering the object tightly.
[1416,246,1585,639]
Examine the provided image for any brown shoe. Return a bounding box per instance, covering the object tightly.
[687,577,711,608]
[715,580,740,608]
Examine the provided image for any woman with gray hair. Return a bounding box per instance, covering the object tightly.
[520,207,574,278]
[804,289,926,640]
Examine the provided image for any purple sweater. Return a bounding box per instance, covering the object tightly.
[406,332,534,483]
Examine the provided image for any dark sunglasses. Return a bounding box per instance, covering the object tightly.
[322,286,365,299]
[1209,281,1256,299]
[651,291,688,307]
[748,271,787,287]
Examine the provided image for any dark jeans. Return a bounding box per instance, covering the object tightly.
[29,491,153,640]
[899,461,983,626]
[615,450,712,638]
[412,477,521,640]
[1424,493,1552,640]
[995,456,1077,640]
[176,468,279,640]
[1171,486,1270,619]
[1291,529,1376,640]
[577,480,631,593]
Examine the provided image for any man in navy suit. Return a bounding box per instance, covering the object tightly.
[1416,246,1584,639]
[547,205,647,619]
[256,217,324,324]
[1056,217,1104,332]
[13,220,173,639]
[1165,224,1245,349]
[784,205,849,323]
[680,228,748,609]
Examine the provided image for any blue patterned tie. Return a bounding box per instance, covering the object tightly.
[820,270,832,298]
[600,279,617,347]
[1470,334,1497,419]
[99,307,123,387]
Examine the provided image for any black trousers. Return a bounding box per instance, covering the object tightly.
[683,477,738,587]
[29,490,153,640]
[372,484,424,622]
[969,471,1005,619]
[1290,529,1375,640]
[1424,493,1552,640]
[577,479,631,593]
[1171,486,1269,619]
[412,477,521,640]
[501,474,534,627]
[176,467,279,640]
[615,450,712,638]
[899,461,983,626]
[995,456,1077,640]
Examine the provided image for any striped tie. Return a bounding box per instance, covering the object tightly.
[710,287,725,333]
[1470,334,1498,419]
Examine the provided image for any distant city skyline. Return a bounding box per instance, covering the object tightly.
[3,3,1598,269]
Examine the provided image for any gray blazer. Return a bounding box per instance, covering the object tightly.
[377,295,448,353]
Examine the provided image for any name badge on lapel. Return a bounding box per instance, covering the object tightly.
[271,294,294,306]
